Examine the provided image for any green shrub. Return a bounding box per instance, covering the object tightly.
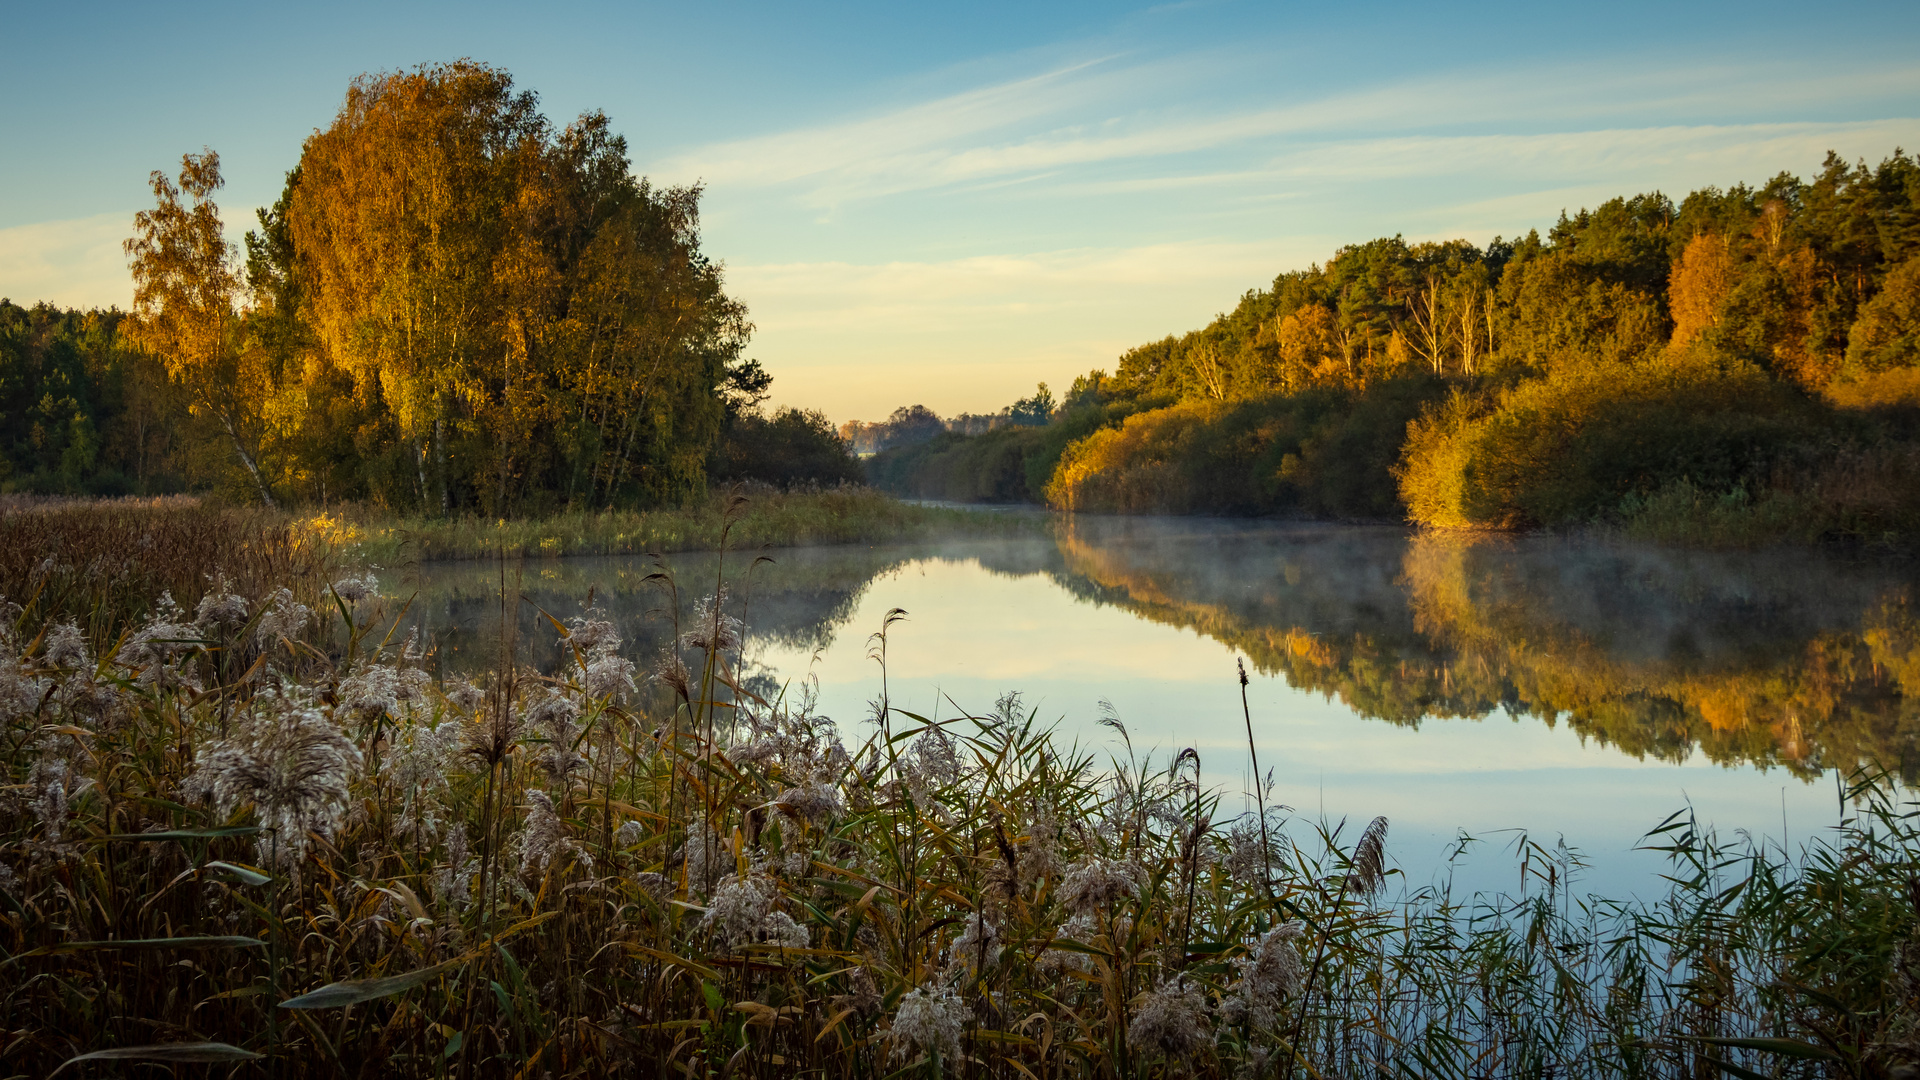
[1046,380,1442,516]
[711,407,863,489]
[1399,351,1829,529]
[865,425,1048,501]
[1614,478,1830,547]
[865,396,1172,503]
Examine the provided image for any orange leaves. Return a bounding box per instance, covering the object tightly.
[1668,232,1735,348]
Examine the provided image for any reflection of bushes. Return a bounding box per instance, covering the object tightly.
[412,544,920,678]
[1049,524,1920,779]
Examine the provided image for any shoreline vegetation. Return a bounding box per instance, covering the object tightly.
[860,150,1920,550]
[0,489,1023,642]
[315,486,1027,564]
[3,563,1920,1077]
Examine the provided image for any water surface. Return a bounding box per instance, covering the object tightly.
[405,518,1919,897]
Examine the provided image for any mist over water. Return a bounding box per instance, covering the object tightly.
[406,518,1919,899]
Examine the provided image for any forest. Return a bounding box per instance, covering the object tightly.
[871,150,1920,543]
[0,61,854,513]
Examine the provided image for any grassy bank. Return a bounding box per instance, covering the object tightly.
[0,488,1018,623]
[309,484,1027,563]
[4,570,1919,1077]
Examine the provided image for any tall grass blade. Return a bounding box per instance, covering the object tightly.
[279,958,466,1009]
[52,1042,263,1075]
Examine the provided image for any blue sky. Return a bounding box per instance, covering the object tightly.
[3,1,1917,420]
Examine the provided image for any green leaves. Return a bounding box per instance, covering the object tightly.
[52,1043,262,1075]
[99,825,263,842]
[8,936,265,965]
[51,936,266,952]
[279,958,465,1009]
[205,860,272,886]
[1681,1034,1842,1061]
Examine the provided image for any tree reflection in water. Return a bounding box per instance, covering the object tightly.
[407,518,1920,781]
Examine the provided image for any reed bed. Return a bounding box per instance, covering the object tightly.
[3,541,1919,1077]
[0,496,340,646]
[324,484,1032,564]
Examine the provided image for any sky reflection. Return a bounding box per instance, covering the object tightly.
[411,519,1909,900]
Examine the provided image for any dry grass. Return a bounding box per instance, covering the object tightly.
[0,488,1020,651]
[303,485,1029,564]
[0,496,340,645]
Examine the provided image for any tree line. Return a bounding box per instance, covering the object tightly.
[873,150,1920,540]
[839,384,1056,456]
[3,61,856,512]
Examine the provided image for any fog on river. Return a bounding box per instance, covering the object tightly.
[392,517,1920,898]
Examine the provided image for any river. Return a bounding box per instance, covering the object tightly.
[399,516,1919,900]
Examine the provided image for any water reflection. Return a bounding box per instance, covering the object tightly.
[1051,521,1920,781]
[406,519,1919,782]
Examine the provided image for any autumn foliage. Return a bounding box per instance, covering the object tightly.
[873,151,1920,543]
[8,62,772,514]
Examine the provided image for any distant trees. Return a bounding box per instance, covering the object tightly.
[712,407,861,488]
[877,405,946,449]
[0,302,182,495]
[840,383,1057,455]
[1008,383,1055,426]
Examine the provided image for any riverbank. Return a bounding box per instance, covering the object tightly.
[0,487,1025,641]
[305,485,1029,563]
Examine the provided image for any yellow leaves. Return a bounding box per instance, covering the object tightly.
[295,512,364,548]
[1669,232,1734,347]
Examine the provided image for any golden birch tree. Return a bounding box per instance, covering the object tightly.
[123,150,278,506]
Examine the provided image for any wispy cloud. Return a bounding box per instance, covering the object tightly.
[647,57,1126,190]
[731,239,1295,334]
[732,239,1330,418]
[0,212,132,309]
[1263,119,1920,183]
[651,53,1920,210]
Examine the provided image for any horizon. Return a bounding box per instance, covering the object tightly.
[3,0,1917,424]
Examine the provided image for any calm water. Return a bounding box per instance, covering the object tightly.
[401,517,1919,899]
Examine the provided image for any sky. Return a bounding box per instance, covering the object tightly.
[3,1,1918,422]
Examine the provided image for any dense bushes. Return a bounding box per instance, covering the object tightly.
[1045,380,1440,516]
[711,406,862,489]
[866,396,1166,503]
[864,425,1048,501]
[1393,347,1920,542]
[1397,352,1831,529]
